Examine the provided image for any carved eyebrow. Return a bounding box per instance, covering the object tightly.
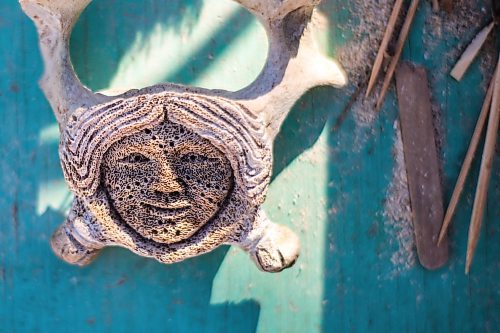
[179,153,211,163]
[109,141,156,157]
[119,152,151,164]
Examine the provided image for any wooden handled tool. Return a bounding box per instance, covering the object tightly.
[395,62,449,270]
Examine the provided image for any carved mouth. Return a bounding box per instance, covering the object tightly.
[141,202,191,219]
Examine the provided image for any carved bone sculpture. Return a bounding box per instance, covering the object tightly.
[20,0,346,272]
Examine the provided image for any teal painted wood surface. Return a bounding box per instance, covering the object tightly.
[0,0,498,332]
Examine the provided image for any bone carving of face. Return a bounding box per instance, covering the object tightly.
[102,121,233,244]
[20,0,347,272]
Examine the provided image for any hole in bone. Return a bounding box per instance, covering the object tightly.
[70,0,265,92]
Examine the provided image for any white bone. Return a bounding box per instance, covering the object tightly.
[20,0,111,125]
[236,5,347,138]
[235,0,321,22]
[20,0,346,271]
[20,0,346,133]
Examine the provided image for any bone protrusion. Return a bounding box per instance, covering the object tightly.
[239,208,300,272]
[236,0,321,22]
[51,224,101,266]
[19,0,111,126]
[237,5,347,138]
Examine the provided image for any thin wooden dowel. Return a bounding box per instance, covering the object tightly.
[432,0,439,12]
[437,65,496,246]
[465,55,500,274]
[451,22,495,81]
[376,0,420,111]
[365,0,404,97]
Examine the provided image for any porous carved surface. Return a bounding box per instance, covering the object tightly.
[60,93,272,202]
[57,92,276,264]
[102,121,234,244]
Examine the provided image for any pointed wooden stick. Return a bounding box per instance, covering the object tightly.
[376,0,420,111]
[451,22,495,81]
[431,0,439,12]
[437,64,496,246]
[365,0,404,97]
[465,55,500,274]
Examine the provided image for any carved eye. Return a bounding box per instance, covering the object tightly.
[121,153,150,164]
[181,153,209,164]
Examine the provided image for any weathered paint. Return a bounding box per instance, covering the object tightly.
[0,0,498,332]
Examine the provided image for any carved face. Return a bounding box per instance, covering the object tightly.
[102,120,234,244]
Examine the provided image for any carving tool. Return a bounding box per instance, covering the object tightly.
[438,65,495,246]
[365,0,404,97]
[439,0,499,274]
[376,0,420,111]
[465,55,500,274]
[395,62,449,270]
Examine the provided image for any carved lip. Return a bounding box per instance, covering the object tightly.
[141,201,191,219]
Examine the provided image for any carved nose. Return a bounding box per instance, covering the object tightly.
[151,162,183,195]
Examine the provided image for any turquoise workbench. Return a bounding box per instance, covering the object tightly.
[0,0,498,332]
